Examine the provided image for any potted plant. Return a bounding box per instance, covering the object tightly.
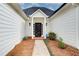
[48,32,56,40]
[58,37,65,49]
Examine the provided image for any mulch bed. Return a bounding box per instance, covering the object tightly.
[47,40,79,56]
[7,39,35,56]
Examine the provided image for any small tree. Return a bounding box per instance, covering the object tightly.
[58,37,65,49]
[48,32,56,40]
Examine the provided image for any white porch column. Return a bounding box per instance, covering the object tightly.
[44,17,46,39]
[32,17,33,39]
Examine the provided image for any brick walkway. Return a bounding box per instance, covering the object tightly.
[47,40,79,56]
[32,40,50,56]
[7,39,35,56]
[7,38,79,56]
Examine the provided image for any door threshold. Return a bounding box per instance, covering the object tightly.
[32,37,45,40]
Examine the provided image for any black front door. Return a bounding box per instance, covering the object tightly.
[34,23,42,37]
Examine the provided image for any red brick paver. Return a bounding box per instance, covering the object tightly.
[47,40,79,56]
[7,39,35,56]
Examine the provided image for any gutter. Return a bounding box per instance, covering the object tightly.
[49,3,67,18]
[7,3,29,20]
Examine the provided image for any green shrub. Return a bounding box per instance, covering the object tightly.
[23,36,27,40]
[48,32,56,40]
[59,37,65,49]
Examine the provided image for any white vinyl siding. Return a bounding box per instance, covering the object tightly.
[49,4,79,49]
[76,6,79,49]
[0,4,25,55]
[25,18,32,36]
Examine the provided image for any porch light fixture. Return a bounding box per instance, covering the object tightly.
[29,23,31,26]
[46,23,47,26]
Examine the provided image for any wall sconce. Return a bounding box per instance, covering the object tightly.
[29,23,31,26]
[46,23,47,26]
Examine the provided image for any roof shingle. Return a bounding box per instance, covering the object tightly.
[23,7,54,17]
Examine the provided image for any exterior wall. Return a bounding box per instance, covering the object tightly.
[46,18,50,33]
[76,5,79,49]
[49,4,79,49]
[0,4,26,55]
[25,18,32,36]
[30,9,48,17]
[26,9,47,38]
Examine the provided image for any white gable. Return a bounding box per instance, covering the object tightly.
[30,9,48,17]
